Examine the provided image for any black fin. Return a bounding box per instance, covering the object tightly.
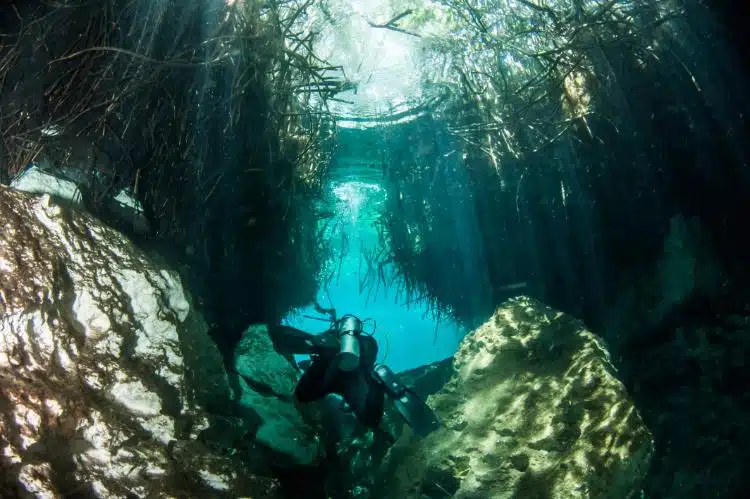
[267,325,319,355]
[392,390,442,437]
[373,365,442,437]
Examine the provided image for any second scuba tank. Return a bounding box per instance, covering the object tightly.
[336,315,362,371]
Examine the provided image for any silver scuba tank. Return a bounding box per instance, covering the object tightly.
[336,315,362,371]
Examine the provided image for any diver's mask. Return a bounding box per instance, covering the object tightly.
[336,315,363,371]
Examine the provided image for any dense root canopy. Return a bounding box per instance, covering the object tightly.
[372,0,749,327]
[0,0,348,343]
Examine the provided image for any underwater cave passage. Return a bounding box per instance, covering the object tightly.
[282,153,466,373]
[3,0,750,497]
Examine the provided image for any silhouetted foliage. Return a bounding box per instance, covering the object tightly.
[0,0,346,348]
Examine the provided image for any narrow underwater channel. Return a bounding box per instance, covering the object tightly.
[282,146,466,372]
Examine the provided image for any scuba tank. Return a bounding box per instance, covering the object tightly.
[335,315,363,371]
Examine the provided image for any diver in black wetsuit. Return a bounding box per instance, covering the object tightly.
[268,314,441,439]
[293,316,386,430]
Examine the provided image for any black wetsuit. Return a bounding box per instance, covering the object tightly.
[295,332,386,429]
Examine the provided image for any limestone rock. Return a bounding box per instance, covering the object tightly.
[232,373,320,467]
[234,324,300,398]
[375,296,654,499]
[10,165,83,206]
[229,324,319,467]
[108,188,151,235]
[179,302,235,415]
[10,162,150,235]
[0,186,279,498]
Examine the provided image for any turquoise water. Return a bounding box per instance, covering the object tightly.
[283,177,464,372]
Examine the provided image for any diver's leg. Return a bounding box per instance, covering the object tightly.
[295,361,347,496]
[267,325,320,354]
[294,358,333,403]
[362,377,386,429]
[339,369,386,430]
[338,372,397,470]
[292,359,329,436]
[366,382,398,459]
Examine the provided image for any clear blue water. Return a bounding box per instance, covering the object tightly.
[283,177,465,372]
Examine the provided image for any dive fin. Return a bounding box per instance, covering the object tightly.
[268,325,319,355]
[373,364,441,437]
[391,390,442,437]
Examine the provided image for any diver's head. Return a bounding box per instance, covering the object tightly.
[336,315,363,371]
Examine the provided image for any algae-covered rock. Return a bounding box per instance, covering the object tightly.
[375,296,654,499]
[231,324,319,467]
[234,324,300,398]
[233,373,320,467]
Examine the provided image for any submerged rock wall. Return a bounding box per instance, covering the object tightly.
[0,186,284,497]
[375,297,653,499]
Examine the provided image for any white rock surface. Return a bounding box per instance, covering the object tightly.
[0,186,280,498]
[110,188,151,234]
[10,165,83,205]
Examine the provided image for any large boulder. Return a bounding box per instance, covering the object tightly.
[0,186,279,497]
[9,164,83,206]
[374,296,654,499]
[232,374,320,467]
[231,324,320,467]
[10,160,150,235]
[234,324,300,398]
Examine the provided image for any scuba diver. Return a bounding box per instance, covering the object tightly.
[268,307,441,440]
